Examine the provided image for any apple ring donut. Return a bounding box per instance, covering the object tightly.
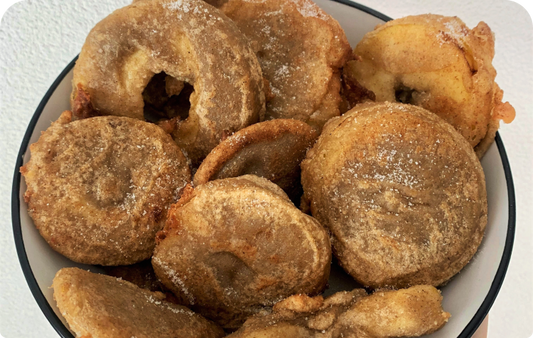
[344,14,515,157]
[301,102,488,289]
[71,0,265,165]
[21,112,191,266]
[152,175,331,329]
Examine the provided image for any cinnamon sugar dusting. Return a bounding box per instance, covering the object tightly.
[301,102,487,288]
[21,115,191,266]
[221,0,351,130]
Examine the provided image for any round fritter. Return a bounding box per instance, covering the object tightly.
[344,14,515,157]
[194,119,318,202]
[152,175,331,329]
[301,102,488,288]
[52,268,224,338]
[227,285,449,338]
[71,0,265,165]
[220,0,352,130]
[20,112,191,266]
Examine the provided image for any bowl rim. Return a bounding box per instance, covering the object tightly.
[10,1,516,338]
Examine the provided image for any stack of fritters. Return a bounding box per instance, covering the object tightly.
[21,0,516,337]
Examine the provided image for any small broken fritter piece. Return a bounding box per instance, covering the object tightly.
[21,112,191,266]
[220,0,352,131]
[227,285,449,338]
[194,119,318,203]
[301,102,488,289]
[52,268,224,338]
[344,14,515,157]
[341,58,376,109]
[71,84,100,120]
[153,175,331,329]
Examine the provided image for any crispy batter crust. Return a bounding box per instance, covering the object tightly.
[221,0,352,130]
[102,260,180,304]
[21,112,191,265]
[344,14,515,157]
[52,268,224,338]
[301,102,488,288]
[152,175,331,329]
[227,285,450,337]
[194,119,318,201]
[71,0,265,165]
[202,0,228,6]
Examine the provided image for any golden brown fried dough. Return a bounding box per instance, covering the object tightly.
[344,14,515,157]
[301,102,488,288]
[72,0,265,166]
[102,260,180,304]
[220,0,352,130]
[341,65,376,109]
[52,268,224,338]
[202,0,228,7]
[194,119,317,202]
[152,175,331,329]
[21,112,191,265]
[227,285,450,338]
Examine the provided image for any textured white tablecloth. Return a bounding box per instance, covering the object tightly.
[0,1,531,337]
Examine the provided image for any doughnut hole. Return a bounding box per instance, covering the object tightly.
[143,72,193,123]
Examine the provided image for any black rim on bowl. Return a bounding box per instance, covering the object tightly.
[11,2,516,338]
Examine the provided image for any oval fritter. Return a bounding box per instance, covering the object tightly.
[52,268,224,338]
[21,112,191,266]
[227,285,449,338]
[301,102,488,288]
[152,175,331,329]
[194,119,318,202]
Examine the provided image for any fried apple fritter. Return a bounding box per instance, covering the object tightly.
[72,0,265,166]
[227,285,450,338]
[52,268,224,338]
[21,112,191,266]
[194,119,318,202]
[220,0,352,130]
[301,102,488,289]
[344,14,515,157]
[152,175,331,329]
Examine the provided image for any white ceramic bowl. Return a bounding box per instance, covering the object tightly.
[12,1,515,337]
